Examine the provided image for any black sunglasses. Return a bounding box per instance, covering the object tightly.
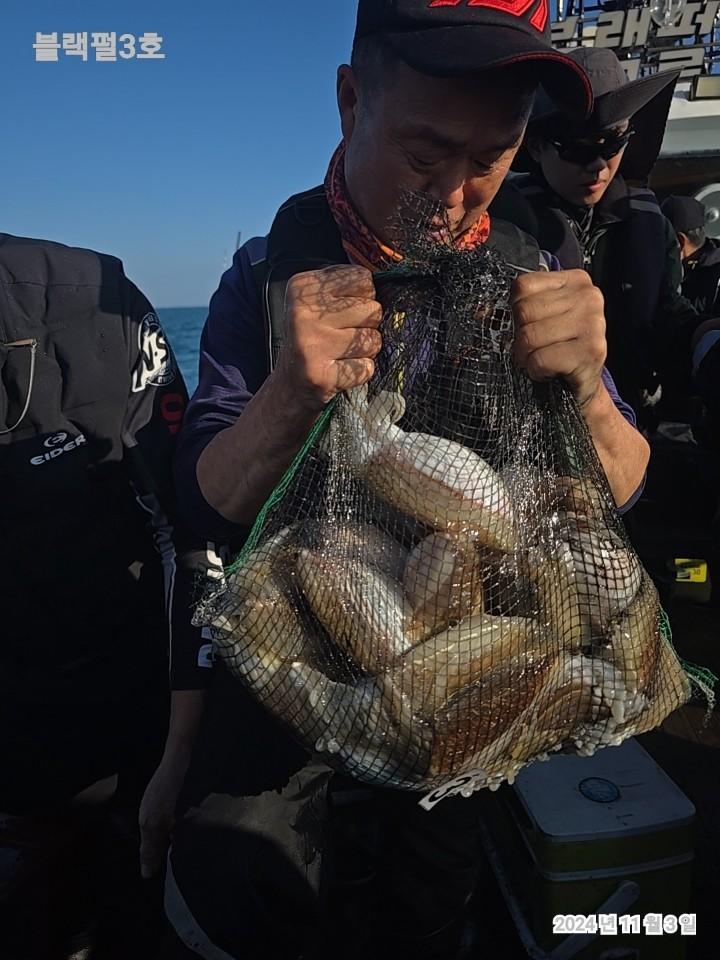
[549,127,635,167]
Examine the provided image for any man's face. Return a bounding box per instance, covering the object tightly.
[338,58,535,244]
[529,121,631,208]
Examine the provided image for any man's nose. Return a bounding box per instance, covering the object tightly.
[423,159,470,211]
[584,154,608,175]
[428,175,466,212]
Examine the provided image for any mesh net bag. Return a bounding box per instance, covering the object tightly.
[196,196,695,803]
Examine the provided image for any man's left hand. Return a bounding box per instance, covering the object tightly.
[511,269,607,409]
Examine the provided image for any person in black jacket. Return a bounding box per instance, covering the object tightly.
[692,321,720,448]
[159,4,650,960]
[0,233,210,959]
[662,195,720,319]
[492,47,700,429]
[661,196,720,448]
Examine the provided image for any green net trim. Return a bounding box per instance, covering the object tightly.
[659,607,717,725]
[226,398,339,576]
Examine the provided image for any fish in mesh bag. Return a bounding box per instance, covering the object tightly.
[195,194,700,802]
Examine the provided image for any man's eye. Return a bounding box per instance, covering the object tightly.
[409,153,439,169]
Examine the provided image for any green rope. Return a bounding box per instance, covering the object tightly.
[374,264,430,285]
[659,607,717,723]
[226,397,339,575]
[681,661,719,694]
[658,607,673,645]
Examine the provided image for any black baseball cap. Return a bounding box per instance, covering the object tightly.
[527,48,679,134]
[354,0,593,117]
[661,196,707,235]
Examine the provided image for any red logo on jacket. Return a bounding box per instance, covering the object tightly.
[428,0,548,34]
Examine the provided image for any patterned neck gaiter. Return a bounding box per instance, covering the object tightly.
[324,141,491,272]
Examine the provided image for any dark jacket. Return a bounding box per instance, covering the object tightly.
[0,233,212,809]
[491,174,700,419]
[683,238,720,319]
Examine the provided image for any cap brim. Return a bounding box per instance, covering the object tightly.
[590,70,680,129]
[383,25,593,119]
[620,73,679,183]
[524,67,681,134]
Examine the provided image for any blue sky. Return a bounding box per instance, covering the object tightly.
[2,1,357,306]
[2,2,566,308]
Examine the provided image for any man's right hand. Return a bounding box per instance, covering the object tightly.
[275,265,383,410]
[197,266,383,526]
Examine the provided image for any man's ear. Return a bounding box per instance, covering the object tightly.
[677,231,689,256]
[337,65,359,143]
[525,136,544,165]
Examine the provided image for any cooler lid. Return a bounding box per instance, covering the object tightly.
[513,739,696,842]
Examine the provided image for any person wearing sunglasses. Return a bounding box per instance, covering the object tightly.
[541,122,635,204]
[492,47,700,430]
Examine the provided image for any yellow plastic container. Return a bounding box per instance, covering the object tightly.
[674,559,712,604]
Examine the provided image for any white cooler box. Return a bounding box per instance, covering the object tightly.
[477,738,696,959]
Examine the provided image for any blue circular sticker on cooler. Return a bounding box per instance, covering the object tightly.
[578,777,621,803]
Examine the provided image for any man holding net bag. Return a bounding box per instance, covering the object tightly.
[151,2,686,958]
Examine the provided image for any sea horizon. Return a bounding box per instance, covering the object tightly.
[158,306,207,394]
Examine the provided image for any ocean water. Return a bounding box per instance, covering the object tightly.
[158,306,207,395]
